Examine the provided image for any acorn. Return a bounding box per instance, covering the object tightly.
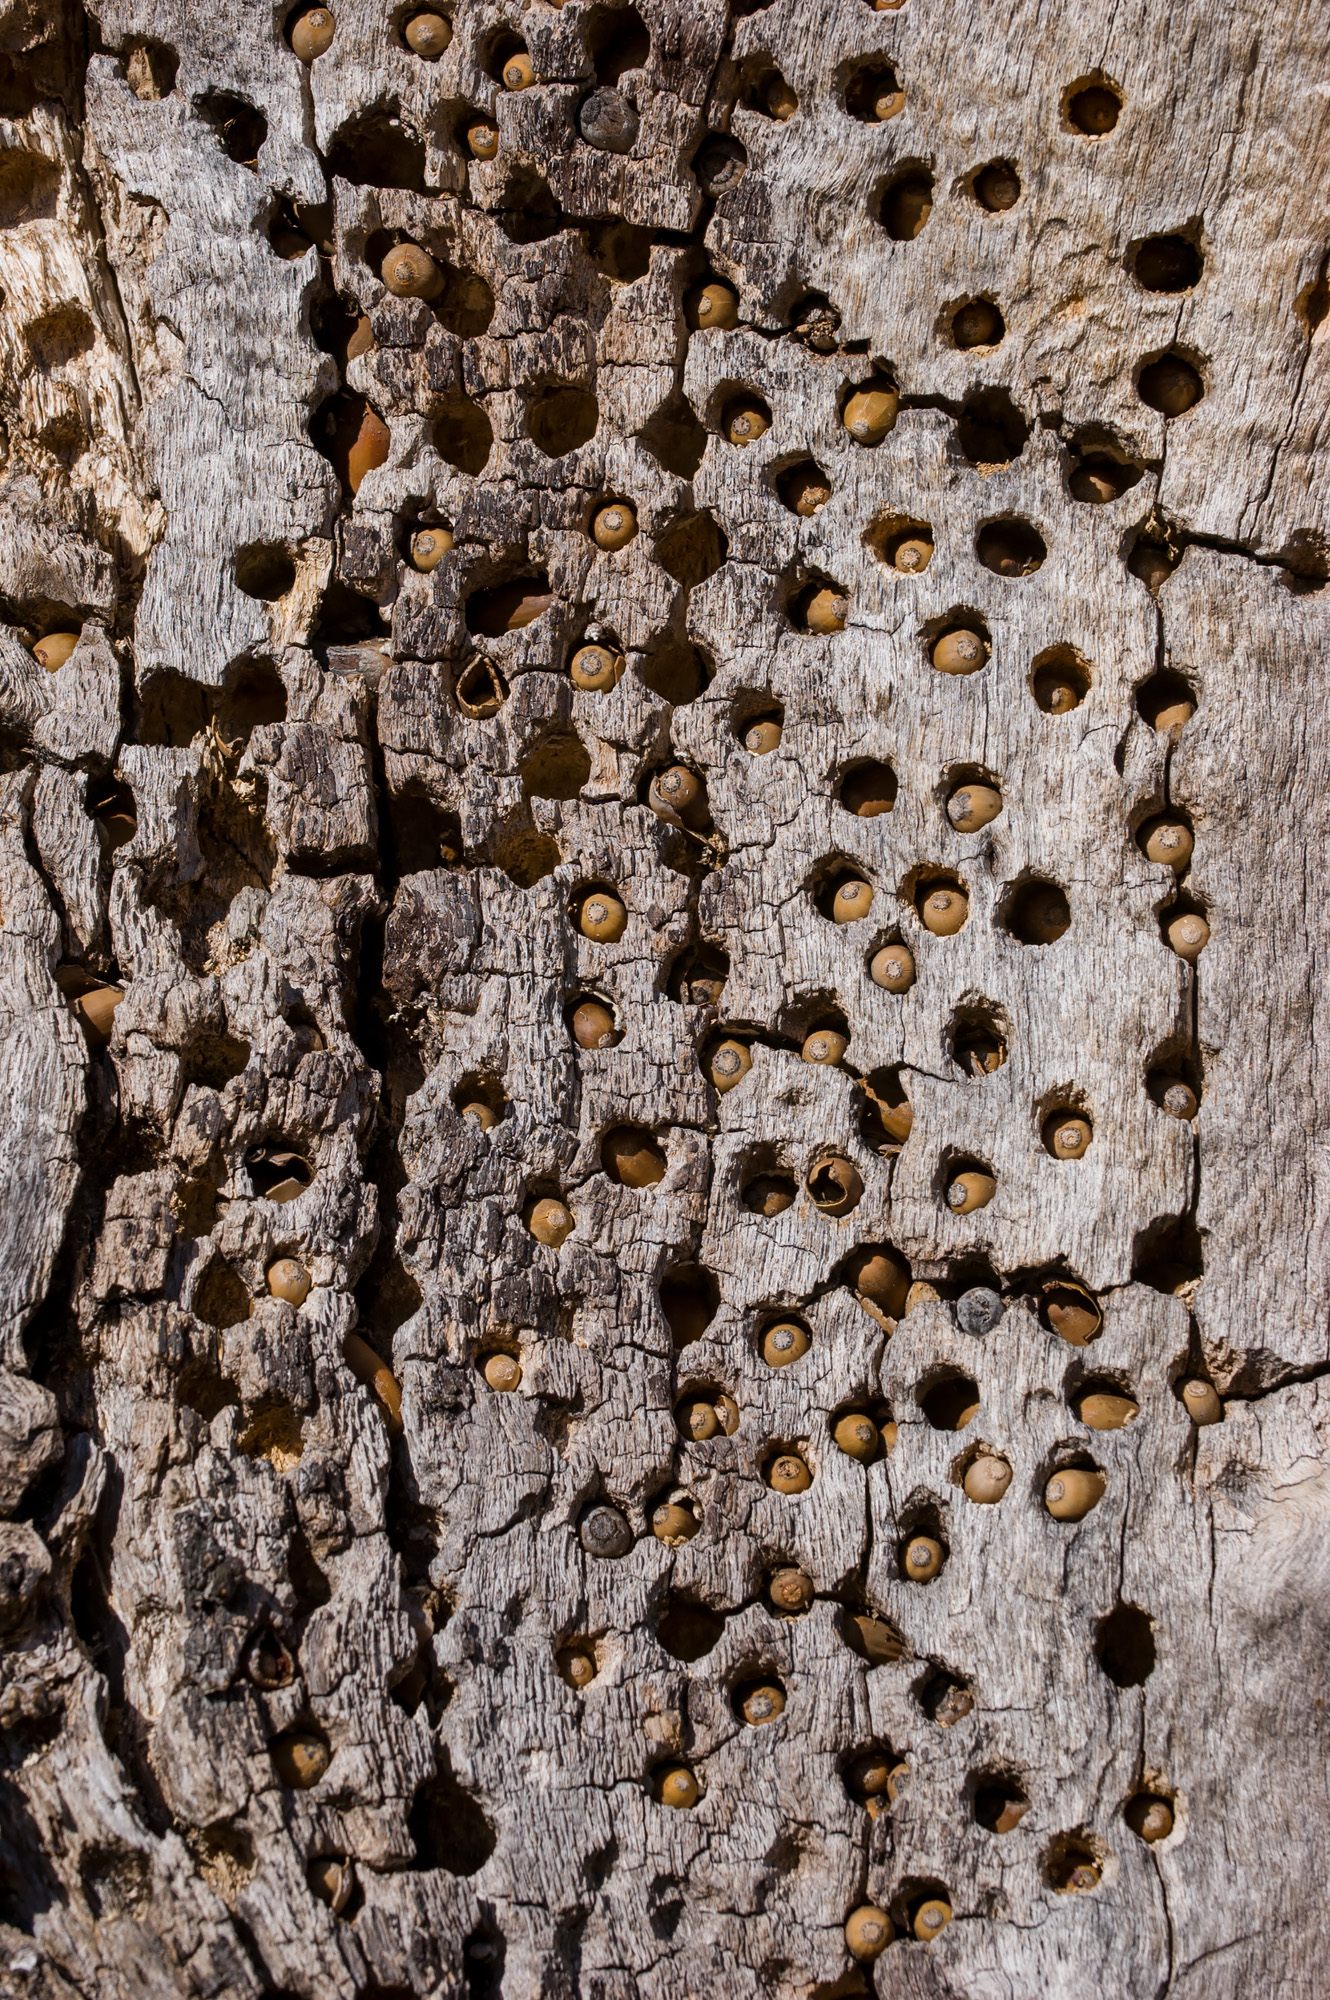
[529,1196,574,1246]
[782,464,831,516]
[842,385,899,445]
[1154,1075,1198,1119]
[1044,1466,1106,1521]
[1142,819,1194,870]
[715,1393,740,1434]
[902,1534,944,1581]
[744,715,783,753]
[602,1126,666,1188]
[686,280,739,330]
[844,1905,893,1960]
[465,116,500,160]
[657,1766,699,1809]
[346,403,390,492]
[947,782,1002,832]
[832,877,874,923]
[808,1156,863,1215]
[932,628,988,675]
[919,885,968,936]
[768,1567,814,1616]
[381,242,440,300]
[290,7,334,60]
[345,315,374,360]
[870,942,915,993]
[1126,1794,1174,1843]
[1045,1111,1092,1159]
[271,1730,330,1787]
[557,1645,597,1689]
[761,74,799,119]
[801,1027,847,1066]
[267,1257,311,1307]
[963,1452,1012,1503]
[1180,1377,1222,1425]
[579,1503,632,1557]
[739,1682,785,1725]
[677,1397,720,1442]
[404,11,451,56]
[1166,911,1209,960]
[569,643,625,692]
[502,50,534,89]
[947,1169,995,1213]
[708,1039,752,1092]
[73,984,124,1043]
[913,1899,952,1944]
[801,586,848,635]
[33,631,79,670]
[591,500,637,550]
[459,1098,496,1130]
[1145,682,1195,733]
[974,161,1020,210]
[761,1320,809,1368]
[1044,1282,1101,1345]
[343,1332,402,1430]
[482,1352,521,1392]
[1139,355,1203,417]
[724,398,770,445]
[571,998,617,1049]
[890,531,933,573]
[955,1286,1004,1334]
[1077,1389,1138,1430]
[847,1750,894,1802]
[767,1452,812,1495]
[577,888,627,942]
[409,526,453,571]
[745,1174,795,1217]
[308,1855,355,1914]
[1032,662,1085,712]
[652,1499,699,1545]
[850,1245,910,1317]
[953,299,1003,349]
[1068,82,1121,133]
[843,1611,905,1664]
[833,1412,878,1461]
[649,764,705,828]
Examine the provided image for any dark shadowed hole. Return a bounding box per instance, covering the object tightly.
[528,385,598,457]
[640,636,710,705]
[586,218,653,281]
[195,92,267,167]
[193,1258,250,1330]
[586,2,650,80]
[312,579,381,647]
[654,512,727,587]
[0,149,60,228]
[437,267,495,336]
[1094,1604,1155,1686]
[122,39,179,100]
[25,304,95,369]
[496,169,565,243]
[640,392,707,478]
[660,1264,719,1345]
[235,543,296,601]
[434,395,493,476]
[1131,232,1202,293]
[521,731,590,800]
[409,1758,496,1874]
[1132,1214,1203,1293]
[465,573,552,636]
[976,518,1045,576]
[880,166,933,240]
[957,389,1029,467]
[327,106,427,189]
[656,1596,724,1660]
[137,672,213,748]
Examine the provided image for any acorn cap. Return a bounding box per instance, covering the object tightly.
[844,1611,905,1663]
[308,1856,355,1913]
[708,1038,752,1091]
[569,643,624,692]
[932,628,988,675]
[833,1412,878,1460]
[579,1503,632,1557]
[963,1452,1012,1503]
[381,243,441,299]
[903,1534,944,1580]
[410,526,453,570]
[831,878,873,923]
[870,942,915,993]
[844,1904,893,1959]
[577,889,627,942]
[767,1452,811,1494]
[808,1156,863,1215]
[290,7,335,60]
[267,1257,311,1307]
[842,385,899,444]
[767,1566,814,1613]
[920,886,968,936]
[482,1352,521,1392]
[571,998,617,1049]
[739,1682,785,1725]
[760,1320,809,1368]
[1044,1466,1106,1520]
[529,1196,574,1246]
[1045,1285,1102,1344]
[404,11,451,56]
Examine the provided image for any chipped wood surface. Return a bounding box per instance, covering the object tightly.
[0,1,1328,1997]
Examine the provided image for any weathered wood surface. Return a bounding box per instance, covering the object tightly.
[0,0,1328,1995]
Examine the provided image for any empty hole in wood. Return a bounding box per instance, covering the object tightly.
[492,821,560,888]
[640,634,711,704]
[1044,1831,1103,1892]
[137,671,213,747]
[521,731,591,801]
[436,266,496,335]
[453,657,508,718]
[495,169,566,244]
[25,303,95,369]
[1067,436,1143,503]
[956,387,1029,468]
[327,105,427,188]
[1132,1213,1203,1293]
[976,517,1045,576]
[584,2,650,81]
[122,38,179,99]
[665,941,728,1004]
[193,1257,250,1330]
[659,1264,719,1346]
[245,1143,313,1201]
[970,158,1021,210]
[656,1596,723,1660]
[1001,877,1071,944]
[527,384,599,456]
[639,390,707,477]
[880,165,933,240]
[742,1157,797,1215]
[1130,230,1203,292]
[1095,1604,1155,1685]
[654,511,728,587]
[919,1372,980,1430]
[195,91,267,166]
[234,543,296,601]
[409,1760,497,1875]
[838,761,897,815]
[1137,348,1205,418]
[1136,668,1196,731]
[949,1004,1008,1076]
[434,394,493,476]
[586,217,654,280]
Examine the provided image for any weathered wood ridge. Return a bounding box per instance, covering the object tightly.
[0,0,1328,1994]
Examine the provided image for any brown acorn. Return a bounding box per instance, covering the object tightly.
[482,1352,521,1392]
[656,1765,699,1809]
[707,1039,752,1092]
[946,1169,995,1213]
[963,1452,1012,1503]
[831,877,874,923]
[844,1905,893,1960]
[290,7,335,60]
[577,888,627,942]
[686,280,739,331]
[381,242,441,299]
[1180,1377,1222,1425]
[842,385,898,445]
[465,115,500,160]
[766,1451,812,1495]
[569,643,625,692]
[919,884,969,936]
[267,1257,311,1306]
[33,631,79,670]
[409,526,453,571]
[404,11,451,57]
[1044,1466,1105,1520]
[767,1566,814,1614]
[760,1320,809,1368]
[343,1332,402,1430]
[947,782,1002,832]
[902,1534,945,1581]
[932,627,988,675]
[529,1196,574,1246]
[571,998,617,1049]
[870,942,915,993]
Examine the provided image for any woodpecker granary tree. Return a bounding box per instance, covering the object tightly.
[2,0,1329,1995]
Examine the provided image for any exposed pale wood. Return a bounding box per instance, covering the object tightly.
[0,1,1328,1997]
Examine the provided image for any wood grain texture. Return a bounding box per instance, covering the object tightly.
[0,1,1327,1996]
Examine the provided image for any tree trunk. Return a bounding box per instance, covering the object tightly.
[1,0,1328,1994]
